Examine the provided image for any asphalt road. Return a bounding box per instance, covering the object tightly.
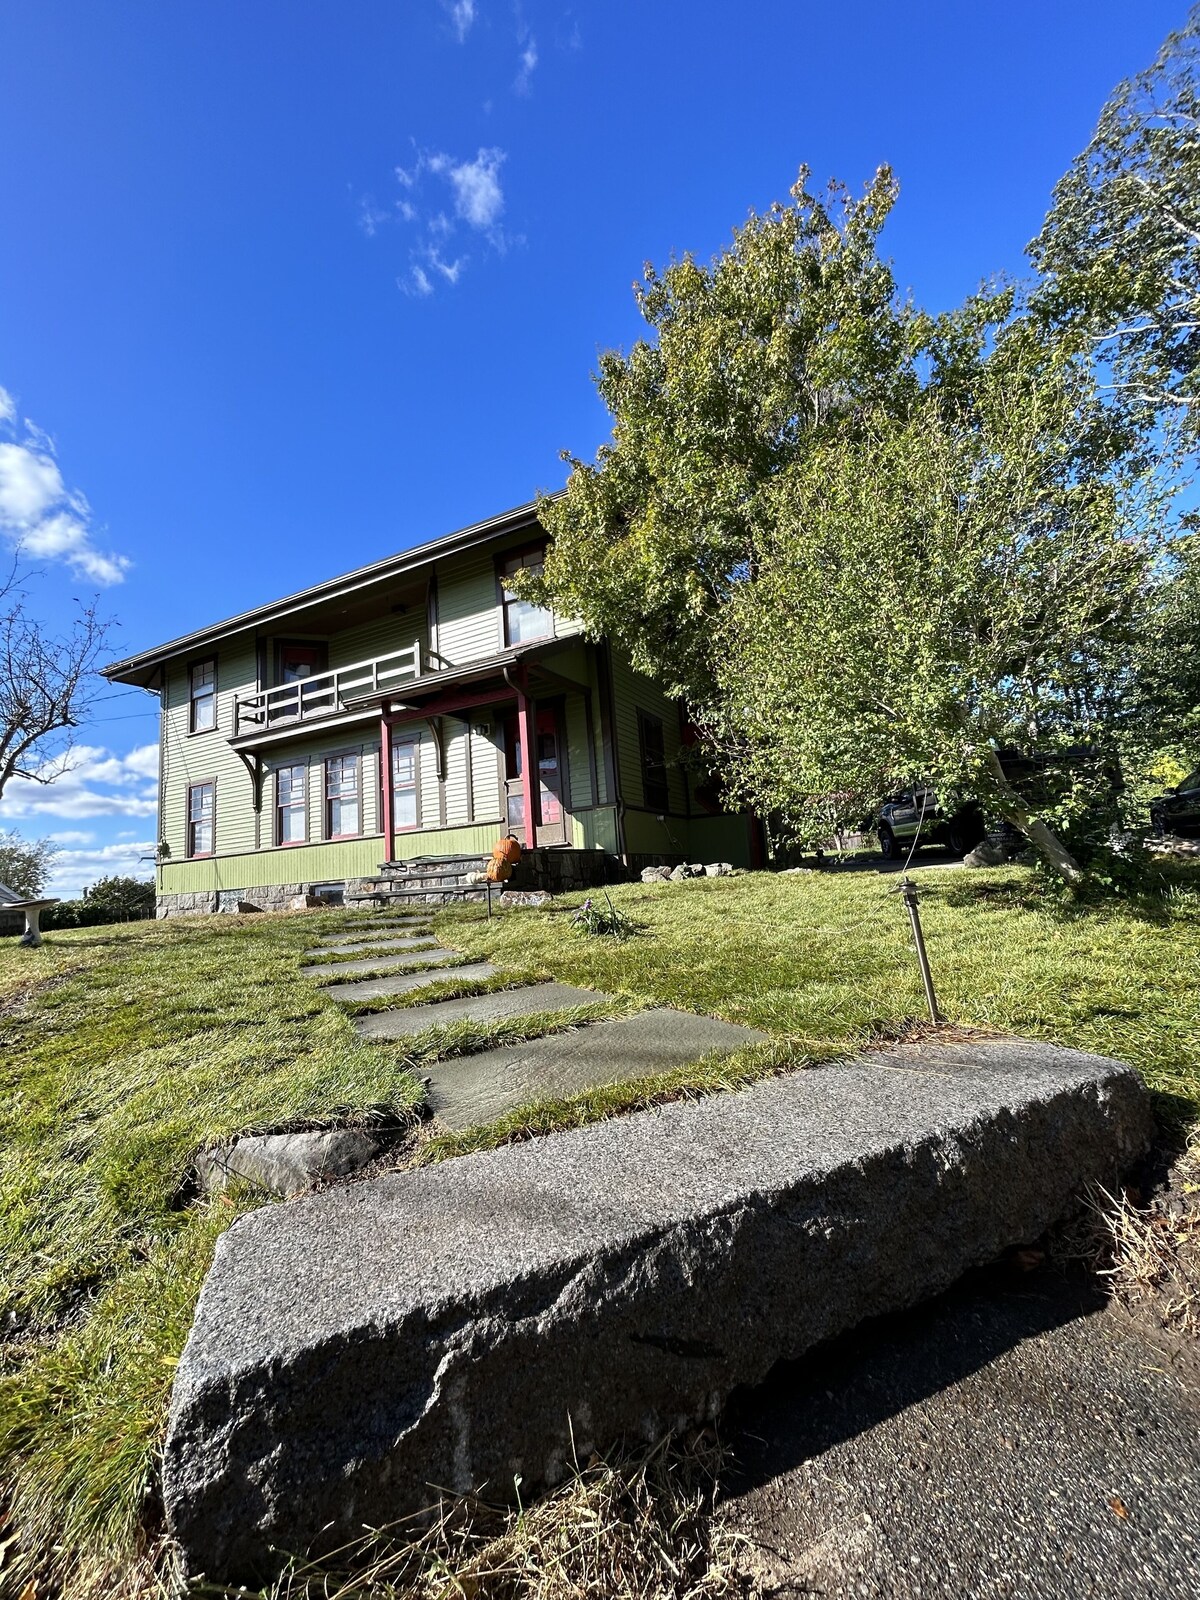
[721,1265,1200,1599]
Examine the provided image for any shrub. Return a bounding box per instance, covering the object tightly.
[44,877,155,930]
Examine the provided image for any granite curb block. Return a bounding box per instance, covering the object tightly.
[163,1038,1153,1581]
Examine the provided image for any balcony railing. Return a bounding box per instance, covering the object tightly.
[232,643,424,737]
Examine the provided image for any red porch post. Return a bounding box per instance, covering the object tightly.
[380,705,395,864]
[515,674,538,849]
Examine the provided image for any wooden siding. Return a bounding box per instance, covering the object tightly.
[434,539,582,667]
[436,548,502,665]
[327,610,428,675]
[608,649,690,816]
[160,638,260,862]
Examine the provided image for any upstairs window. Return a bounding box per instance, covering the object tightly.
[325,753,360,838]
[500,544,553,646]
[392,737,420,831]
[189,658,216,733]
[638,710,669,812]
[187,781,215,857]
[276,762,307,845]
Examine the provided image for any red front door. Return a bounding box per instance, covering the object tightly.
[503,707,568,846]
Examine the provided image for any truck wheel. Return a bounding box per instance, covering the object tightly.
[878,824,898,860]
[946,816,986,856]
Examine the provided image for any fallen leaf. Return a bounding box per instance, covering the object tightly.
[1108,1495,1130,1521]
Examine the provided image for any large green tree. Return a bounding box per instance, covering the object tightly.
[1031,7,1200,455]
[537,168,916,698]
[535,172,1170,885]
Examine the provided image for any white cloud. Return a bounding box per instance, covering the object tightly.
[374,144,512,296]
[357,196,390,237]
[47,829,95,845]
[46,840,156,898]
[444,0,476,43]
[0,441,65,523]
[429,147,506,230]
[430,250,466,284]
[402,264,435,298]
[0,392,131,585]
[515,35,538,94]
[0,743,159,822]
[124,745,160,779]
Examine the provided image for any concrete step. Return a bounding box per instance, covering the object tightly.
[323,961,502,1003]
[301,948,457,980]
[352,981,615,1041]
[162,1038,1152,1582]
[379,854,489,873]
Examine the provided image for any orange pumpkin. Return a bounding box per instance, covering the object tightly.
[485,833,522,883]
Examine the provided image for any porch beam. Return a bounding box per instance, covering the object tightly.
[380,704,395,866]
[386,686,513,725]
[515,672,538,850]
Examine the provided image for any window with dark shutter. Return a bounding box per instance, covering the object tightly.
[638,711,669,812]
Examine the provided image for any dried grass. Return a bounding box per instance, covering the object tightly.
[1086,1150,1200,1338]
[191,1431,752,1600]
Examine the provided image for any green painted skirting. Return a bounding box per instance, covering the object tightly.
[160,824,498,893]
[158,810,625,892]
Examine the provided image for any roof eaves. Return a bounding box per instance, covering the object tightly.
[103,496,553,685]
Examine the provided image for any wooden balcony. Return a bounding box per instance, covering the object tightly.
[232,644,424,738]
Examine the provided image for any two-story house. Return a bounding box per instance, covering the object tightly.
[104,500,761,916]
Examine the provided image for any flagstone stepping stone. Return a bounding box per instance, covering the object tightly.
[309,936,439,956]
[319,927,433,947]
[323,961,502,1003]
[424,1008,767,1130]
[353,981,616,1041]
[303,948,458,979]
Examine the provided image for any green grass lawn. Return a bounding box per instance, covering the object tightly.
[2,865,1198,1596]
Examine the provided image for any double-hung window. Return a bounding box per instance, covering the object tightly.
[276,763,307,845]
[189,658,216,733]
[638,711,669,812]
[325,754,360,838]
[499,544,553,645]
[392,737,419,831]
[187,781,215,857]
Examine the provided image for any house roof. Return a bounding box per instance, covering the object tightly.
[103,497,550,689]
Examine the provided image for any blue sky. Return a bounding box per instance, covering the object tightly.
[0,0,1186,891]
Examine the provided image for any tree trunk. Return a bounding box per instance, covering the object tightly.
[980,746,1086,886]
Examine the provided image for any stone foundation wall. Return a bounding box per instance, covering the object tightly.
[510,848,623,893]
[156,848,629,917]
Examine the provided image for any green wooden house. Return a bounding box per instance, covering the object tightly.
[104,501,760,915]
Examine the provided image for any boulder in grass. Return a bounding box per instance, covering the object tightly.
[963,840,1008,868]
[196,1130,381,1199]
[640,866,673,883]
[287,894,328,911]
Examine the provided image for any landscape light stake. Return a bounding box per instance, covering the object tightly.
[895,875,943,1024]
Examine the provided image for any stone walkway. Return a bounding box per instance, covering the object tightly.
[302,910,765,1130]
